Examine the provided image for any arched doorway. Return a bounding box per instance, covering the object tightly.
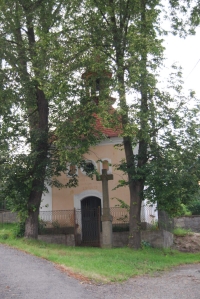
[81,196,101,246]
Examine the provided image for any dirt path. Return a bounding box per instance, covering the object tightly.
[1,244,200,299]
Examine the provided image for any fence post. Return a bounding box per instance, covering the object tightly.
[74,208,77,246]
[98,206,101,247]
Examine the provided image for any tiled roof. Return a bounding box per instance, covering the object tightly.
[94,114,121,138]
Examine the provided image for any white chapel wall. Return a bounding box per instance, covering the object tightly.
[40,184,52,212]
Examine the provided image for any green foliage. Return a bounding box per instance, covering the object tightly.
[114,198,130,212]
[185,189,200,215]
[187,200,200,215]
[141,240,152,248]
[144,148,200,217]
[84,1,200,242]
[52,220,60,229]
[38,218,47,234]
[178,204,192,216]
[0,0,107,234]
[0,233,9,240]
[13,222,26,238]
[173,228,193,237]
[112,225,129,232]
[149,220,159,231]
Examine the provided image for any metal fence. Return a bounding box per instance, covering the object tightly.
[0,210,18,226]
[39,210,75,235]
[39,206,159,235]
[39,208,129,236]
[0,208,173,234]
[110,205,162,231]
[39,208,101,246]
[110,207,129,232]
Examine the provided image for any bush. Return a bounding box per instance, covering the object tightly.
[13,221,25,238]
[38,218,47,234]
[141,240,152,248]
[112,225,129,232]
[187,200,200,215]
[173,227,193,237]
[176,204,191,216]
[0,233,9,240]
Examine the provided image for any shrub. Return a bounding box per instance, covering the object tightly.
[0,233,9,240]
[13,221,25,238]
[173,227,193,237]
[38,218,47,234]
[141,240,152,248]
[187,200,200,215]
[176,204,191,216]
[112,225,129,232]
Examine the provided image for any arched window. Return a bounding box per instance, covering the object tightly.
[81,160,97,175]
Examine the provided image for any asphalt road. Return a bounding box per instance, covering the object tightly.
[0,244,200,299]
[0,244,97,299]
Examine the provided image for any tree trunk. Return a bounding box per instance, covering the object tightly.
[116,51,143,248]
[128,180,143,248]
[24,87,48,239]
[25,205,40,239]
[123,136,143,249]
[25,178,45,239]
[127,0,149,248]
[107,2,143,248]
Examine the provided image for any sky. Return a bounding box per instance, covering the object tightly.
[163,27,200,101]
[124,26,200,108]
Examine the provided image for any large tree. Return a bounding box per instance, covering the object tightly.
[0,0,70,238]
[0,0,102,238]
[83,0,200,248]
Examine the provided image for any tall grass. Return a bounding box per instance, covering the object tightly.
[0,223,200,282]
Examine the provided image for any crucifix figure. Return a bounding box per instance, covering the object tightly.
[96,163,113,248]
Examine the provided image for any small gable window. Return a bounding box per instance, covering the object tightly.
[67,164,78,177]
[102,160,109,170]
[100,158,112,174]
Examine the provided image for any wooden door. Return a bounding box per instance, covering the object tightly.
[81,197,101,246]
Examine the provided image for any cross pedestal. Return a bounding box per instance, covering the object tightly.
[96,168,113,248]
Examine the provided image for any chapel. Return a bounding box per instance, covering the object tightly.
[40,67,157,246]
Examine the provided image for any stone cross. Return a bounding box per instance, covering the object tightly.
[96,168,113,248]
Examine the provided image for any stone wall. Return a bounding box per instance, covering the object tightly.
[0,212,18,223]
[141,230,173,248]
[174,216,200,233]
[112,230,173,248]
[38,230,173,248]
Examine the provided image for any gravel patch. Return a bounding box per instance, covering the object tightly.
[87,263,200,299]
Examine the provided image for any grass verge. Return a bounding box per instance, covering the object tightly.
[0,223,200,283]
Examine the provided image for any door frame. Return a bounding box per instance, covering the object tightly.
[74,190,102,210]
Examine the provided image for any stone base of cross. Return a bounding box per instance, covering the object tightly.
[96,168,113,248]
